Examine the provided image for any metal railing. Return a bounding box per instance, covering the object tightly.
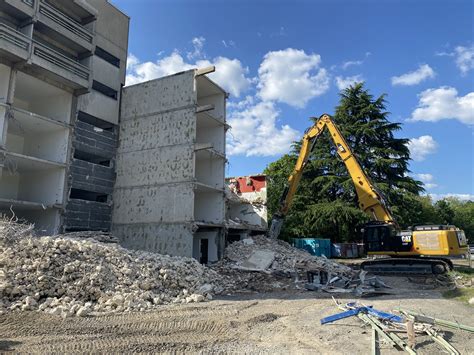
[21,0,35,7]
[32,40,90,81]
[38,0,94,44]
[0,24,31,52]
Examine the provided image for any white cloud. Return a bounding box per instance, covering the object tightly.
[257,48,330,108]
[454,45,474,75]
[335,75,364,90]
[227,100,300,156]
[126,52,252,97]
[429,193,474,202]
[341,52,371,70]
[342,60,363,70]
[391,64,435,86]
[187,36,206,60]
[408,136,438,161]
[414,173,437,189]
[409,87,474,125]
[221,40,235,48]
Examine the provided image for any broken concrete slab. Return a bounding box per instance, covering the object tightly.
[239,250,276,271]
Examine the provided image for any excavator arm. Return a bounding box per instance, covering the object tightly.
[268,113,396,239]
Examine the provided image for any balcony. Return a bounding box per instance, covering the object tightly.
[30,40,90,89]
[0,23,31,62]
[77,90,119,124]
[37,0,94,53]
[0,0,36,19]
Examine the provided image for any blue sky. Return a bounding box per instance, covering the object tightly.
[113,0,473,200]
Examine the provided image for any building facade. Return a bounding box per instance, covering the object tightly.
[0,0,129,234]
[112,68,228,263]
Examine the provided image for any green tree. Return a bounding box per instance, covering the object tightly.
[434,199,455,224]
[415,195,442,224]
[449,199,474,243]
[265,83,423,241]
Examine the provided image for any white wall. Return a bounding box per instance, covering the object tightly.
[197,94,225,121]
[14,72,73,123]
[196,114,225,154]
[193,230,219,263]
[195,151,224,189]
[194,190,224,223]
[10,208,61,235]
[18,168,66,204]
[0,174,19,200]
[0,64,11,101]
[0,106,7,147]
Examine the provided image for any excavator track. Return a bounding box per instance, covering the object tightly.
[361,258,453,275]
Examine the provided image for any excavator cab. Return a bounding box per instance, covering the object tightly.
[362,223,412,253]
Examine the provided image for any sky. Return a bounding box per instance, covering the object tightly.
[112,0,473,201]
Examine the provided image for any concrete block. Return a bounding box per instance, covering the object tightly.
[115,144,195,187]
[118,107,196,153]
[76,121,117,144]
[64,199,112,231]
[112,222,194,257]
[112,183,194,224]
[121,70,196,121]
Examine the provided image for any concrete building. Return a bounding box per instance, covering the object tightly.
[112,68,228,264]
[226,175,268,242]
[0,0,129,234]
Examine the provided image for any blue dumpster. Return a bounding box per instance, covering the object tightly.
[292,238,332,257]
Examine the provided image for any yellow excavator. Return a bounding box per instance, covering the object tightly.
[269,114,469,274]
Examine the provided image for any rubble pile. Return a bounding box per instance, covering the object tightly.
[211,235,355,292]
[219,235,352,274]
[0,220,223,317]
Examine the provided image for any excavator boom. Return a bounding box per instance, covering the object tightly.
[267,113,468,274]
[269,113,395,239]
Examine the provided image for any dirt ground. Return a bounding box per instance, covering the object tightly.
[1,275,473,354]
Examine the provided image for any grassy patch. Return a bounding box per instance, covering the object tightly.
[453,266,474,275]
[443,267,473,305]
[443,287,474,305]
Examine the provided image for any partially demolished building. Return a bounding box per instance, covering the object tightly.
[226,175,268,242]
[112,69,228,263]
[0,0,129,234]
[0,0,267,263]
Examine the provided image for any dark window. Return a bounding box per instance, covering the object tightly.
[77,111,115,130]
[92,80,118,100]
[74,150,111,167]
[95,47,120,67]
[70,188,108,203]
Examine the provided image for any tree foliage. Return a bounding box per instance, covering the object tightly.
[265,83,425,241]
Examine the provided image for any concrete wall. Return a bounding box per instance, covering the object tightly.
[113,69,227,260]
[113,71,197,257]
[114,223,194,257]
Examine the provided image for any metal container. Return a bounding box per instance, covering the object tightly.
[292,238,331,257]
[331,243,360,258]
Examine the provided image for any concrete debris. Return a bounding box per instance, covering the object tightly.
[0,220,223,317]
[306,269,392,296]
[61,231,119,244]
[239,250,276,271]
[220,235,352,274]
[211,235,355,292]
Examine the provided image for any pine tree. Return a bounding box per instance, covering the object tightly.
[265,83,423,241]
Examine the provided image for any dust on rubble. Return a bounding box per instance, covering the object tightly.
[0,219,223,317]
[0,219,356,317]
